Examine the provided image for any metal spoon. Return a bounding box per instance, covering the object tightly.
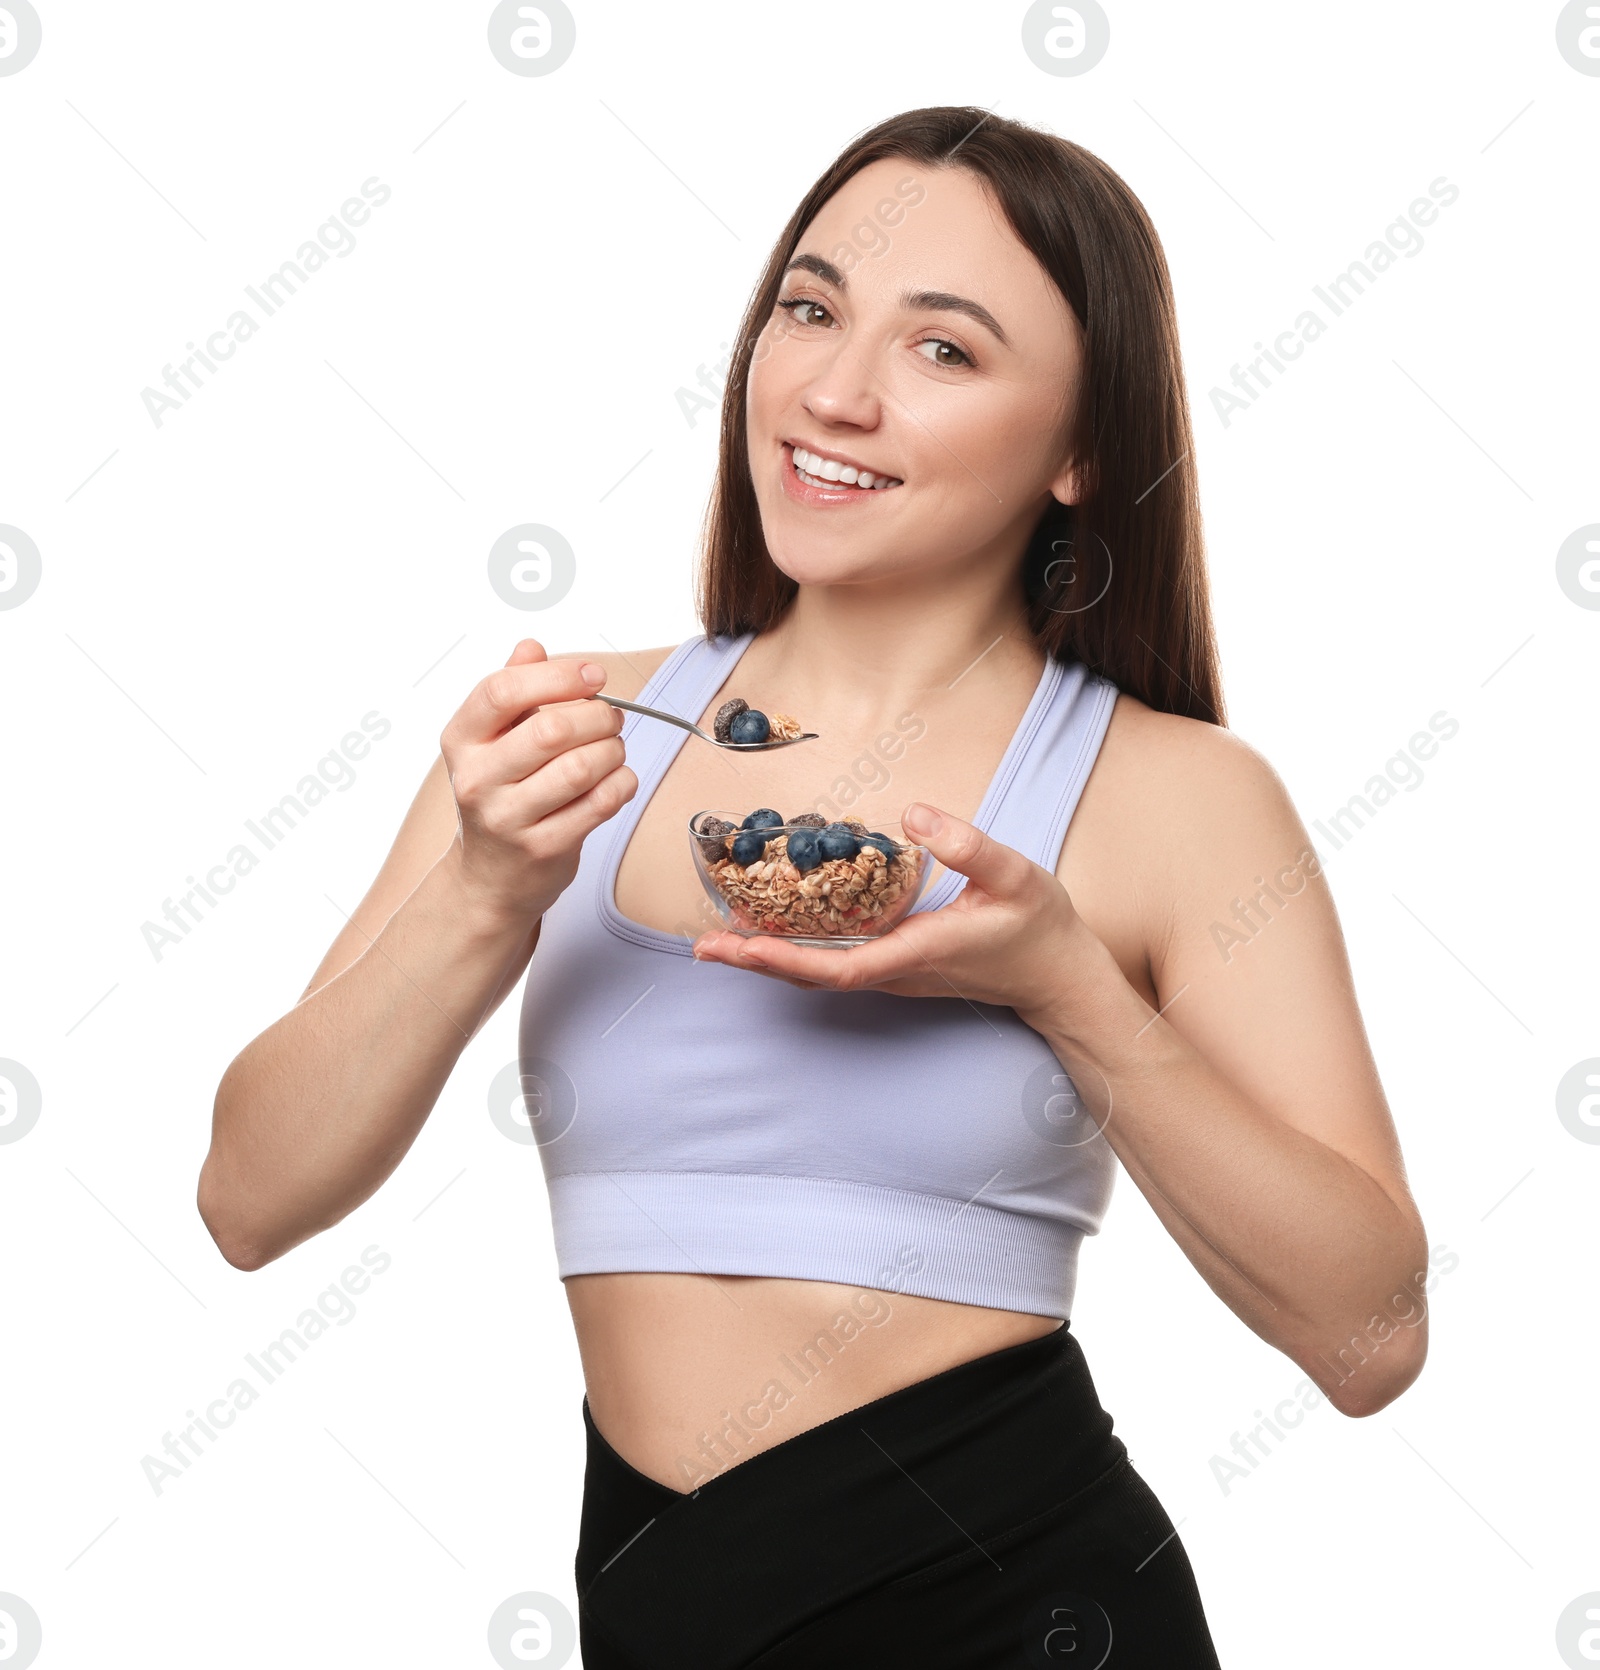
[594,694,818,750]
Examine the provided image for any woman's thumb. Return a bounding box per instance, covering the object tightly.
[902,802,1030,893]
[902,802,944,840]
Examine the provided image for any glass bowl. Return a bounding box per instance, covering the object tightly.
[687,810,933,948]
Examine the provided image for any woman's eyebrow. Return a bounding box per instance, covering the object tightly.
[904,288,1010,349]
[782,253,1011,349]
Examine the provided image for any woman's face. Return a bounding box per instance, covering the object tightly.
[745,157,1085,591]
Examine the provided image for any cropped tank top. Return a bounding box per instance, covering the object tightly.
[515,629,1121,1319]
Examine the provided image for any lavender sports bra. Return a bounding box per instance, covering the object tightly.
[515,629,1121,1319]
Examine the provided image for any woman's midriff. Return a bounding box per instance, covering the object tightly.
[564,1270,1064,1493]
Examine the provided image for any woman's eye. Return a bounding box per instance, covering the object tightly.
[775,298,971,368]
[779,297,832,328]
[916,338,972,369]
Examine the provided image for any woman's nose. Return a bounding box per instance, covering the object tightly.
[801,341,884,430]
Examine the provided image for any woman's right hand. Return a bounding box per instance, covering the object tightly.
[439,638,637,927]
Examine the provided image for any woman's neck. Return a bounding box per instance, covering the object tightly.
[743,576,1046,724]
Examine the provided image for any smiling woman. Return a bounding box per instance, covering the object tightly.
[201,105,1428,1670]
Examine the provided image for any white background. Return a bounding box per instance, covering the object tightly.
[1,2,1595,1665]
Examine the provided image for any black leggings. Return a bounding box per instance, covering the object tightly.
[574,1321,1222,1667]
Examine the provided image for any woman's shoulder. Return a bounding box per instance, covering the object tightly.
[1071,691,1311,896]
[1099,692,1287,806]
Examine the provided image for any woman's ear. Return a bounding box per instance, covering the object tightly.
[1048,456,1081,507]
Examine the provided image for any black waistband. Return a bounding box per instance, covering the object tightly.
[575,1321,1127,1666]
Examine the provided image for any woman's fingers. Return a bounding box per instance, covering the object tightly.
[692,923,926,992]
[690,933,840,989]
[492,689,626,788]
[444,645,606,755]
[443,646,629,818]
[493,732,636,832]
[495,755,640,857]
[436,641,643,923]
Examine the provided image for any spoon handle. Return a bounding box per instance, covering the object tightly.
[592,694,710,740]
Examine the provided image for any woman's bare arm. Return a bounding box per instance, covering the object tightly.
[196,641,670,1270]
[1045,699,1430,1413]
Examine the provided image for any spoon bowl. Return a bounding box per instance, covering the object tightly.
[595,694,817,751]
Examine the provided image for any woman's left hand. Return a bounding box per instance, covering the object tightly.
[690,802,1109,1026]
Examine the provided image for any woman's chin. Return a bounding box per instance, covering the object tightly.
[766,548,922,591]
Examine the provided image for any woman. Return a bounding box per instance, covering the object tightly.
[200,107,1430,1667]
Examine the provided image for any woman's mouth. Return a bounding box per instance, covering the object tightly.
[782,442,903,502]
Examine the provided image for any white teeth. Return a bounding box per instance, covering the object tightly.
[790,445,900,490]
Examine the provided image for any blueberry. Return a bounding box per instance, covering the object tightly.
[861,832,899,860]
[784,828,822,873]
[729,708,771,745]
[817,823,860,861]
[731,829,770,866]
[741,807,785,831]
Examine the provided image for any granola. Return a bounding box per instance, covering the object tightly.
[711,698,807,746]
[699,826,922,937]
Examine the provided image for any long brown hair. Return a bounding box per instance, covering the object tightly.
[694,106,1225,726]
